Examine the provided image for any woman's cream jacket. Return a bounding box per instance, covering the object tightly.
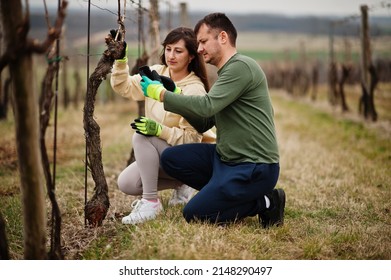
[110,61,216,146]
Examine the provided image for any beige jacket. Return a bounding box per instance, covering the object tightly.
[110,62,216,146]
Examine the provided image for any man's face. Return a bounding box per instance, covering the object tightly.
[196,24,222,67]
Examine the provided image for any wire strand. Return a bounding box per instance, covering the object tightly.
[84,0,91,228]
[331,0,391,26]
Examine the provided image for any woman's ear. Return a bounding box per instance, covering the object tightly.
[189,55,194,64]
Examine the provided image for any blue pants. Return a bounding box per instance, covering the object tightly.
[161,143,280,224]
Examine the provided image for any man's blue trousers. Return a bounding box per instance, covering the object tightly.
[161,143,280,224]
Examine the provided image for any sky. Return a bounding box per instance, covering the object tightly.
[30,0,391,17]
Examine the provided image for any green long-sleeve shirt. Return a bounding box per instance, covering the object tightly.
[164,53,279,164]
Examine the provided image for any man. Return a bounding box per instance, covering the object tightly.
[140,13,285,228]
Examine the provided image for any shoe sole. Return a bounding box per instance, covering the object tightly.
[121,212,160,225]
[121,206,163,225]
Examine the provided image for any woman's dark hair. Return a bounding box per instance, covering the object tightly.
[160,27,209,91]
[194,13,237,47]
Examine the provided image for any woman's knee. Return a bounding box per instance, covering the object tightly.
[117,167,142,195]
[117,174,133,195]
[132,132,146,149]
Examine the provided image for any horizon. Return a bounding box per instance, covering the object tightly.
[28,0,391,18]
[29,6,391,20]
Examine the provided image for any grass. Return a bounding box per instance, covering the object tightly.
[0,85,390,260]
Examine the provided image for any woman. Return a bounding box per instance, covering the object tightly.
[110,27,215,225]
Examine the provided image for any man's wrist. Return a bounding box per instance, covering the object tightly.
[159,89,166,102]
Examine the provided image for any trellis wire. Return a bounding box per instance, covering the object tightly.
[53,0,60,197]
[58,0,154,60]
[83,0,147,23]
[84,0,91,227]
[331,0,391,26]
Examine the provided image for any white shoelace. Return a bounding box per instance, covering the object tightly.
[131,199,143,211]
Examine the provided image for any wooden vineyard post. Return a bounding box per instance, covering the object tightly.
[148,0,160,64]
[359,5,377,121]
[180,2,190,27]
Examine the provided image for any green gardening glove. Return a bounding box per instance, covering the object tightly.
[140,75,166,101]
[139,65,181,93]
[131,116,162,136]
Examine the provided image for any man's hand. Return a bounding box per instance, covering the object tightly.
[139,65,181,93]
[140,76,165,101]
[131,117,162,136]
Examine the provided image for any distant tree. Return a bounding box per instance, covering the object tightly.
[359,64,378,121]
[359,5,378,121]
[338,64,350,112]
[0,211,9,260]
[0,0,68,259]
[0,18,11,120]
[39,42,63,259]
[328,62,338,106]
[0,73,11,120]
[72,69,82,108]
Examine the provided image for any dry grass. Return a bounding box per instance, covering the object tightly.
[1,86,390,260]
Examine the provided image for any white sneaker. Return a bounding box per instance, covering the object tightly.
[168,184,196,206]
[121,198,163,225]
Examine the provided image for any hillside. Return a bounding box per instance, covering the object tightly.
[29,8,391,46]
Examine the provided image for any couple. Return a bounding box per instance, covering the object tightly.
[110,13,285,228]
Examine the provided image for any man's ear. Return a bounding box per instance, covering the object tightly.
[219,31,229,44]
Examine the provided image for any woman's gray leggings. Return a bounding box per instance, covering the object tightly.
[117,133,183,200]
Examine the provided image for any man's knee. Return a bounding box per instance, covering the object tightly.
[160,147,176,173]
[183,203,197,223]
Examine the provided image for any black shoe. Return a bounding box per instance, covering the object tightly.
[259,188,286,228]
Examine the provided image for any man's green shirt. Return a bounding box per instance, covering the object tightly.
[164,53,279,164]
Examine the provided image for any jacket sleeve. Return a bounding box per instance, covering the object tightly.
[110,61,145,101]
[183,115,215,134]
[159,118,203,146]
[158,82,207,146]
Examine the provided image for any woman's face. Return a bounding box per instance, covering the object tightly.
[164,39,193,74]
